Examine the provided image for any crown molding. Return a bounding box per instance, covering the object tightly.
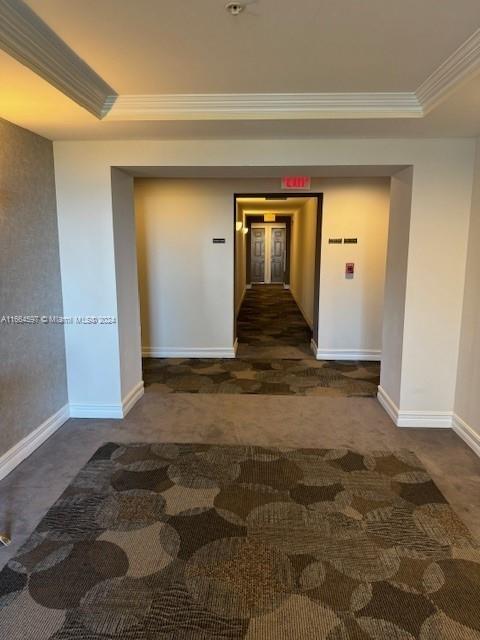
[1,1,479,123]
[417,28,480,114]
[106,92,423,121]
[0,0,117,118]
[103,29,480,123]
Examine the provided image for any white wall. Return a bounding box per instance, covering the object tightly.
[53,138,475,420]
[454,138,480,448]
[317,178,390,359]
[290,198,317,328]
[380,168,412,406]
[111,168,143,400]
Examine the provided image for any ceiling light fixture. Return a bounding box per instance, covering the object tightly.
[225,2,245,16]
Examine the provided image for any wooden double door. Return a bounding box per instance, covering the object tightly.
[251,225,286,284]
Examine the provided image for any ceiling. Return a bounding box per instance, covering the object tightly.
[1,0,480,139]
[237,196,312,217]
[237,197,311,209]
[23,0,480,94]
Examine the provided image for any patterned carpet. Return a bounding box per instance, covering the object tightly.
[143,358,380,396]
[143,285,381,396]
[1,443,479,639]
[237,285,312,350]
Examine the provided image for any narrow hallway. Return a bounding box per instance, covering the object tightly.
[236,284,312,358]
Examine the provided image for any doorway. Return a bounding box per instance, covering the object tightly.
[234,193,323,358]
[251,223,287,284]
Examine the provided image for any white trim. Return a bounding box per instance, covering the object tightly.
[122,381,144,417]
[377,386,453,429]
[417,29,480,114]
[0,404,70,481]
[107,92,423,121]
[142,346,237,359]
[453,413,480,457]
[0,0,116,118]
[314,348,382,361]
[377,386,399,424]
[396,412,452,429]
[69,402,124,419]
[70,381,144,419]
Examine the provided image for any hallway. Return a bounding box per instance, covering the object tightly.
[143,284,380,396]
[237,284,312,358]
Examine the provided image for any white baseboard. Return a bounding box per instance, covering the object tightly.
[122,381,145,417]
[70,380,144,419]
[0,404,70,482]
[377,386,399,424]
[310,338,318,357]
[314,348,382,362]
[142,346,237,359]
[233,338,239,356]
[453,413,480,457]
[377,386,452,429]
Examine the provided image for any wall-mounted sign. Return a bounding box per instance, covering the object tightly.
[344,238,358,244]
[212,238,226,244]
[281,176,311,190]
[329,238,343,244]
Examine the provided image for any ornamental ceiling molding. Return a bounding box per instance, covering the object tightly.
[0,0,117,118]
[1,0,479,122]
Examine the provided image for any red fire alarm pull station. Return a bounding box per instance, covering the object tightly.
[346,263,355,278]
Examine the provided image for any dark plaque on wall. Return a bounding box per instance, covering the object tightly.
[212,238,226,244]
[344,238,358,244]
[329,238,343,244]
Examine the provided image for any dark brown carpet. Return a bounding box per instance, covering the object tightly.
[1,443,479,639]
[143,358,380,396]
[237,284,312,349]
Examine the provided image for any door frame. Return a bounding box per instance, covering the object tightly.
[251,222,287,284]
[233,192,324,343]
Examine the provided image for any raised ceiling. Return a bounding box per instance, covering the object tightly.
[24,0,480,94]
[1,0,480,139]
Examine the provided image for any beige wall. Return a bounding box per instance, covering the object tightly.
[290,198,317,328]
[0,118,67,460]
[317,178,390,359]
[455,138,480,446]
[235,202,247,316]
[54,138,474,421]
[135,178,237,356]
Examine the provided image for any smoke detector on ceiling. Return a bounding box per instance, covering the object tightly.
[225,2,246,16]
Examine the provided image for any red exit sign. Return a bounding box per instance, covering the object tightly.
[281,176,311,190]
